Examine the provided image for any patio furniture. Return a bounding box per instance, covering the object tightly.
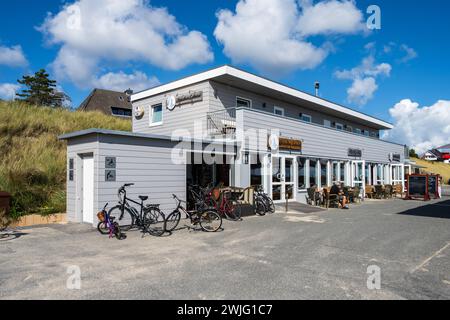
[374,185,384,199]
[323,188,339,209]
[384,185,393,199]
[392,184,403,198]
[365,185,374,199]
[306,187,320,206]
[352,186,362,203]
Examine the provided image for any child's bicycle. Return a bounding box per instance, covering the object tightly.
[97,203,126,240]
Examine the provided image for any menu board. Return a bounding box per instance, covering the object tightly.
[408,176,427,197]
[428,175,438,197]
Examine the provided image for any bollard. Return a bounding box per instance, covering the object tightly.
[285,192,289,213]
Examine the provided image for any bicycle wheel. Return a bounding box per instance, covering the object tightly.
[264,196,275,214]
[144,207,166,237]
[165,211,181,232]
[108,206,134,231]
[97,221,109,235]
[255,198,267,216]
[223,200,241,221]
[199,210,222,232]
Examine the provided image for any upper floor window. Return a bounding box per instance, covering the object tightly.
[335,123,344,130]
[324,120,331,127]
[354,128,362,135]
[362,130,370,136]
[300,113,312,123]
[236,97,251,108]
[150,104,163,126]
[346,125,353,132]
[274,106,285,116]
[111,107,132,117]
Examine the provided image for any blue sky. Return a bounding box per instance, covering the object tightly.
[0,0,449,151]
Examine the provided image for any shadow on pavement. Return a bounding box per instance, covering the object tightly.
[398,199,450,219]
[0,231,28,241]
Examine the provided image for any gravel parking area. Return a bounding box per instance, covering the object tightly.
[1,197,449,300]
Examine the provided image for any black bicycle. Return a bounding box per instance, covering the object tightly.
[165,194,222,233]
[108,184,166,237]
[254,185,275,215]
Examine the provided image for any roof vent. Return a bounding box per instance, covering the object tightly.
[124,88,133,95]
[314,81,320,97]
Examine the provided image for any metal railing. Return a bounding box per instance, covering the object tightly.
[207,108,237,136]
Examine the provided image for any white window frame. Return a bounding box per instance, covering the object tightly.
[324,120,331,127]
[346,125,353,133]
[354,128,362,135]
[149,104,163,127]
[274,106,285,116]
[301,114,312,123]
[335,122,344,130]
[236,96,252,109]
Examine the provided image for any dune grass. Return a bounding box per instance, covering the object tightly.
[412,157,450,185]
[0,101,131,218]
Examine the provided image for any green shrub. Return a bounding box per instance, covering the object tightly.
[0,101,131,216]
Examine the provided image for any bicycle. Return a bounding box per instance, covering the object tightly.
[107,183,166,237]
[165,194,222,233]
[254,185,275,215]
[97,203,126,240]
[191,185,242,221]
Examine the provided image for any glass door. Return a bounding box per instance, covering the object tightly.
[272,156,296,202]
[351,160,366,198]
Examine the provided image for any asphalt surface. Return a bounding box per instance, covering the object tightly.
[0,197,449,300]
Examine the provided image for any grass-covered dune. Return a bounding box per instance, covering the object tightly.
[0,101,131,218]
[412,157,450,185]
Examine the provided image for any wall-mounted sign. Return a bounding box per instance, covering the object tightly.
[68,159,74,181]
[105,157,116,169]
[175,91,203,106]
[166,96,176,111]
[268,134,279,151]
[348,148,362,157]
[105,170,116,182]
[134,106,145,118]
[268,135,302,151]
[390,153,401,162]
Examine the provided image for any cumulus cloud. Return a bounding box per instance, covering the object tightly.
[399,44,418,63]
[383,99,450,154]
[39,0,213,88]
[0,45,28,67]
[214,0,365,75]
[0,83,20,100]
[335,55,391,106]
[92,71,159,92]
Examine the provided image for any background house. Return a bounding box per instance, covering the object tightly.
[78,89,133,118]
[422,144,450,163]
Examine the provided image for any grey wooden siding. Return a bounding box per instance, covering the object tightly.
[132,81,211,138]
[209,81,379,135]
[97,135,186,215]
[66,135,99,223]
[238,109,405,163]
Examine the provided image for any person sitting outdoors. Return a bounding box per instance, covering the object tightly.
[330,183,349,209]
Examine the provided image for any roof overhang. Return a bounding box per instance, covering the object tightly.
[131,65,394,130]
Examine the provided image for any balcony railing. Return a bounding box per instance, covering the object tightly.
[207,108,237,136]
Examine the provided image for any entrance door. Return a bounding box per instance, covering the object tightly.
[351,160,365,198]
[82,155,94,224]
[271,156,296,202]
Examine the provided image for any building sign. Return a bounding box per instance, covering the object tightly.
[175,91,203,106]
[390,153,401,162]
[268,135,302,151]
[348,148,362,157]
[68,159,74,181]
[105,157,117,182]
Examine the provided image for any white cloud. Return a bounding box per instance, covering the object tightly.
[0,83,20,100]
[0,45,28,67]
[297,0,365,37]
[39,0,213,88]
[383,99,450,154]
[92,71,159,92]
[399,44,418,63]
[214,0,365,75]
[335,55,391,106]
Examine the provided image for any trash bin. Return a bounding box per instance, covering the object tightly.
[0,191,11,216]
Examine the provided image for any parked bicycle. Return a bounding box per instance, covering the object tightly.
[97,203,126,240]
[165,194,222,233]
[254,186,275,215]
[108,184,166,237]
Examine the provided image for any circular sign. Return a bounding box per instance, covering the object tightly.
[134,106,144,118]
[269,134,279,151]
[166,95,176,111]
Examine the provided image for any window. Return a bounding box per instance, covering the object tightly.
[370,131,377,138]
[346,125,353,133]
[236,97,251,108]
[324,120,331,127]
[298,158,306,189]
[150,104,163,126]
[354,128,362,135]
[300,113,312,123]
[309,159,317,187]
[320,159,328,187]
[111,107,132,117]
[274,106,285,116]
[363,130,370,137]
[335,123,344,130]
[250,155,262,186]
[332,162,341,183]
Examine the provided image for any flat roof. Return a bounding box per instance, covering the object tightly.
[131,65,394,130]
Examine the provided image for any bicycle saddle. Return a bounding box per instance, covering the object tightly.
[139,196,149,201]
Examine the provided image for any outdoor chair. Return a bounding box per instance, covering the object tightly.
[365,185,374,199]
[374,185,384,199]
[306,187,320,206]
[352,186,362,203]
[384,185,393,199]
[392,184,403,198]
[323,188,339,209]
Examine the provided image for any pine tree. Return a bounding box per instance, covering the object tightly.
[16,69,71,108]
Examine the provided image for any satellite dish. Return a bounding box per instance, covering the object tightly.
[166,96,176,111]
[134,106,144,118]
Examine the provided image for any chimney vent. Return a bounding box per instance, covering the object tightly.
[314,81,320,97]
